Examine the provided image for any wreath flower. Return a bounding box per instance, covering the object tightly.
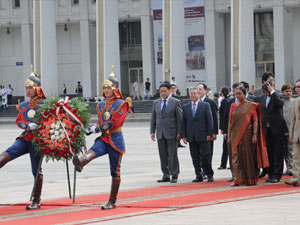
[33,97,90,162]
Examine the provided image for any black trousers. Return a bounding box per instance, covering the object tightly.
[189,140,213,178]
[265,128,284,180]
[7,95,12,104]
[220,138,228,168]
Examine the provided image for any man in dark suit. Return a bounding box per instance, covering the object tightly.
[255,73,287,183]
[196,83,218,178]
[223,82,241,182]
[150,83,182,183]
[182,88,214,182]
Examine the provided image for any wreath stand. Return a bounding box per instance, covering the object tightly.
[29,157,77,204]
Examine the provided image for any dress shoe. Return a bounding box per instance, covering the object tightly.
[170,176,178,183]
[265,177,271,182]
[203,175,208,180]
[207,176,214,182]
[192,177,203,182]
[157,176,170,183]
[270,178,279,183]
[285,180,299,187]
[218,166,226,170]
[258,170,267,178]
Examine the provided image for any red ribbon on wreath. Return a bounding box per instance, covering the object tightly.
[55,97,84,155]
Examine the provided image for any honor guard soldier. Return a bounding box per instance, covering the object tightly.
[73,67,129,210]
[0,67,46,210]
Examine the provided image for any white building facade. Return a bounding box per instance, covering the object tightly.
[0,0,299,98]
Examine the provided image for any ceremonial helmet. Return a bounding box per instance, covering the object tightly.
[103,65,123,99]
[25,65,46,99]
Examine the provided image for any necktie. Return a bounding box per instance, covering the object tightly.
[161,99,167,115]
[192,103,196,118]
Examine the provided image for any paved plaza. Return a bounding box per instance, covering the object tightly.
[1,121,300,224]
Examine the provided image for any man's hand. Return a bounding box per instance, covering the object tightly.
[211,134,217,141]
[182,138,187,144]
[90,125,98,133]
[84,128,92,136]
[206,136,211,142]
[176,134,181,140]
[151,133,155,141]
[267,81,275,93]
[290,136,293,143]
[27,123,39,131]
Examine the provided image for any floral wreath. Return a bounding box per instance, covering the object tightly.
[33,97,90,162]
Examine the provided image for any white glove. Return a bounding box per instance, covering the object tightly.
[27,123,38,131]
[90,125,97,133]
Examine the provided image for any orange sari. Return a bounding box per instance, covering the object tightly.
[229,100,269,185]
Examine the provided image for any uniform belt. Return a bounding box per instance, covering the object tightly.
[104,127,122,135]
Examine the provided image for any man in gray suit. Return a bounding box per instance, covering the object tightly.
[150,82,182,183]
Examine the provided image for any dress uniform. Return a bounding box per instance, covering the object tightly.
[0,68,46,210]
[73,68,128,210]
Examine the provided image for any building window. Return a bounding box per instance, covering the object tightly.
[72,0,79,5]
[119,21,142,50]
[254,12,274,87]
[13,0,20,8]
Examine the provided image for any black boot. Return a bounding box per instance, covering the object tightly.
[0,152,10,168]
[72,150,96,172]
[101,177,121,210]
[26,174,43,210]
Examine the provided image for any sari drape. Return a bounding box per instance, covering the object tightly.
[229,101,269,185]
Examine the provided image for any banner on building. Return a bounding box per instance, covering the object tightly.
[152,0,206,89]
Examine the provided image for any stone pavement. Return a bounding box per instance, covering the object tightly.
[0,121,300,224]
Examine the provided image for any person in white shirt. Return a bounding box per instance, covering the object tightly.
[170,77,176,86]
[7,84,14,104]
[1,85,8,111]
[133,80,141,100]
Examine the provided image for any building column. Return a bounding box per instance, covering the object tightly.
[96,0,121,96]
[274,2,294,87]
[231,0,255,86]
[141,0,155,96]
[205,0,226,91]
[34,0,59,97]
[163,0,186,95]
[79,0,94,98]
[21,0,33,95]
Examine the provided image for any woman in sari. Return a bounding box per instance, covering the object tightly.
[228,86,269,186]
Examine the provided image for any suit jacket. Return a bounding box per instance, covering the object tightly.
[219,97,228,132]
[203,97,218,135]
[181,101,213,142]
[290,96,300,142]
[255,92,288,135]
[223,97,235,134]
[150,96,182,140]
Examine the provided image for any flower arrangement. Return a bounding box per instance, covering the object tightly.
[33,97,90,162]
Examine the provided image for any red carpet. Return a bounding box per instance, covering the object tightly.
[0,177,299,224]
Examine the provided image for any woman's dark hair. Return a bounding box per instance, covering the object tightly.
[236,85,247,95]
[159,82,171,90]
[221,87,229,98]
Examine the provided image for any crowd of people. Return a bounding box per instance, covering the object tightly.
[150,72,300,188]
[1,69,300,212]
